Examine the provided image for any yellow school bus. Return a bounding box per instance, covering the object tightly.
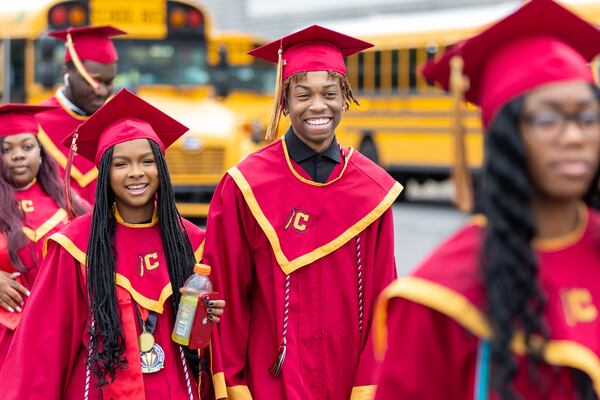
[333,1,600,188]
[0,0,275,217]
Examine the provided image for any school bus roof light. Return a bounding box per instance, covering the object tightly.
[49,6,68,27]
[170,7,186,28]
[188,9,203,29]
[69,6,87,27]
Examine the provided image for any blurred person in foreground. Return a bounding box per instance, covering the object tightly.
[375,0,600,399]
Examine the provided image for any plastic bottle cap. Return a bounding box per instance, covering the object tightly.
[194,263,211,275]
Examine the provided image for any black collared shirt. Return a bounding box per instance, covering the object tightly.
[284,128,341,184]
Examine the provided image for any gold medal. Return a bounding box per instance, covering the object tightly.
[138,332,155,353]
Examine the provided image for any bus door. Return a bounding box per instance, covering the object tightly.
[1,38,26,103]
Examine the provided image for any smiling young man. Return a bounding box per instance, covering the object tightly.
[201,25,402,399]
[35,25,125,204]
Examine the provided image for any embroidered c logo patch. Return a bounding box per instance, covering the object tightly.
[284,208,313,234]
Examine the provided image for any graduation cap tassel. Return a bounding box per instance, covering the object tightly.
[269,339,287,377]
[449,55,473,213]
[66,33,100,91]
[64,130,79,220]
[269,273,291,377]
[265,47,284,141]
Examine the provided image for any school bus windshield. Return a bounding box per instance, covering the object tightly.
[35,39,210,87]
[218,63,275,93]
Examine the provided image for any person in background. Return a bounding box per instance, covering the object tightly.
[0,104,89,370]
[0,89,224,399]
[36,25,125,204]
[202,25,401,399]
[375,0,600,399]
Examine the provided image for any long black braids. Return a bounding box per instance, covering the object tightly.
[86,140,198,386]
[86,147,123,385]
[480,96,548,399]
[481,85,600,400]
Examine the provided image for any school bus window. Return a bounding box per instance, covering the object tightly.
[408,48,417,91]
[357,52,365,92]
[345,54,359,91]
[363,51,374,93]
[391,49,399,92]
[374,50,382,93]
[425,44,438,87]
[380,50,392,93]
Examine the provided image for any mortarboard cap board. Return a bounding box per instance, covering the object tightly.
[49,25,125,64]
[61,88,188,166]
[422,0,600,127]
[249,24,373,80]
[249,25,372,140]
[0,104,57,137]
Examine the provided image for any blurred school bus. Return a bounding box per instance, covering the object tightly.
[0,0,275,217]
[330,0,600,191]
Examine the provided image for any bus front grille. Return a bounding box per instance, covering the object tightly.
[165,147,226,175]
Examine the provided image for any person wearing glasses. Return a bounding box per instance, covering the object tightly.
[375,0,600,399]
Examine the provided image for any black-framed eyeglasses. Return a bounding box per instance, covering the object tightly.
[521,109,600,138]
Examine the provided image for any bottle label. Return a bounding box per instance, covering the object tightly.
[172,294,199,345]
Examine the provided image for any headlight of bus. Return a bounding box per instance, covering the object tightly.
[182,136,203,151]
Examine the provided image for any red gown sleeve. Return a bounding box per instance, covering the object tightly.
[202,175,255,399]
[0,239,88,399]
[374,296,478,400]
[351,208,398,398]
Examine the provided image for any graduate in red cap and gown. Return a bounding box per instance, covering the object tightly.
[0,89,225,399]
[35,25,125,204]
[0,104,89,369]
[375,0,600,398]
[201,25,402,399]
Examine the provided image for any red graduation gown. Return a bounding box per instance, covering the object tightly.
[202,137,402,399]
[36,96,97,204]
[0,209,206,399]
[0,181,69,368]
[374,206,600,399]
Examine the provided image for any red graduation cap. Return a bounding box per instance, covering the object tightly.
[249,25,372,140]
[0,104,57,137]
[249,25,373,81]
[49,25,125,64]
[422,0,600,127]
[61,88,188,166]
[49,25,125,90]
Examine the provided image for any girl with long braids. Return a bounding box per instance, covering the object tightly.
[375,0,600,399]
[0,89,225,399]
[0,104,89,369]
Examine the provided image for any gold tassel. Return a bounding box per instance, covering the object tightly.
[449,55,473,213]
[265,48,284,141]
[64,130,79,220]
[66,33,100,91]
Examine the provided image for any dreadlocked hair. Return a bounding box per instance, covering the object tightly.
[282,70,359,112]
[87,140,198,386]
[0,138,87,272]
[480,96,548,400]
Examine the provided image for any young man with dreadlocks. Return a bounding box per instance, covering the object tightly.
[0,89,225,399]
[201,25,402,399]
[375,0,600,399]
[0,104,89,369]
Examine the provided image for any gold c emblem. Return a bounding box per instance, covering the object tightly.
[293,213,310,231]
[561,288,598,326]
[20,200,34,212]
[140,253,160,277]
